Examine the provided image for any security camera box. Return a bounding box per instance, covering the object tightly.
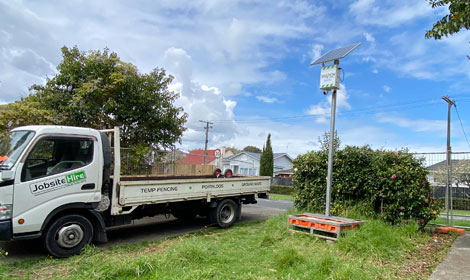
[320,65,339,91]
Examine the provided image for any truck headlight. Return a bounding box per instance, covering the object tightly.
[0,204,12,220]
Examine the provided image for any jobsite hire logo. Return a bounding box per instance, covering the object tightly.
[29,171,87,195]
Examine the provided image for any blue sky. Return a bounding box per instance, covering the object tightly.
[1,0,470,156]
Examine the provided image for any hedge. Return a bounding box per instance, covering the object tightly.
[293,146,440,227]
[270,185,295,195]
[439,197,470,211]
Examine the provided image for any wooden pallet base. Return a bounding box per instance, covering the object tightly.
[287,213,365,241]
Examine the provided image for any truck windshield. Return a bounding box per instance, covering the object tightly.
[0,131,35,170]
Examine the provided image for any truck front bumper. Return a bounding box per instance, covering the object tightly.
[0,220,12,240]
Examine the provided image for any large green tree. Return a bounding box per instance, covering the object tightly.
[243,145,262,153]
[317,131,340,152]
[259,134,273,177]
[1,46,187,149]
[426,0,470,39]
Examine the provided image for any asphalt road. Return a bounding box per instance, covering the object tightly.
[0,198,294,260]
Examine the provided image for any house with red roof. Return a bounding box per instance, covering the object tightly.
[178,148,234,167]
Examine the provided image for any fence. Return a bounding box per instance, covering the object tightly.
[413,151,470,227]
[119,148,215,176]
[152,162,215,176]
[272,177,292,186]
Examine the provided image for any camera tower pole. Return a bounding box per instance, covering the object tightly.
[311,43,360,216]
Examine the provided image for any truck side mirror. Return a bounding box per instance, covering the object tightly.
[0,170,14,181]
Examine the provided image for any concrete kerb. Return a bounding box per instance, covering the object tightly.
[429,233,470,280]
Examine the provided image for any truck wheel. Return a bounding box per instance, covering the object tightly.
[211,199,238,229]
[43,214,93,258]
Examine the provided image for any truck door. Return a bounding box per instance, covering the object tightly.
[12,135,101,234]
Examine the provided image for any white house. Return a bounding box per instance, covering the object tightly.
[222,151,293,176]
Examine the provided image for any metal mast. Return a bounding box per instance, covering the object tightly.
[442,96,455,226]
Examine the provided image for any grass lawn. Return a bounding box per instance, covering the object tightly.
[440,209,470,216]
[269,193,293,200]
[431,217,470,228]
[0,213,455,280]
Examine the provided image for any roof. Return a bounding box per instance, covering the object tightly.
[427,160,463,171]
[276,169,294,174]
[224,151,293,162]
[178,149,218,165]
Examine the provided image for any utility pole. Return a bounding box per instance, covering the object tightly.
[442,96,455,226]
[199,120,213,165]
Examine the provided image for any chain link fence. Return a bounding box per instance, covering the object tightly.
[413,152,470,227]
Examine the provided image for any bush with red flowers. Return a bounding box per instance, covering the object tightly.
[293,146,439,229]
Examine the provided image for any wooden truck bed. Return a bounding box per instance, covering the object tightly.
[117,176,271,206]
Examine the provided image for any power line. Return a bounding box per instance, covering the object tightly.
[190,98,442,124]
[454,104,470,150]
[186,94,465,126]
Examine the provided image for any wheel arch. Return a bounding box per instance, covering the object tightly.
[41,203,107,243]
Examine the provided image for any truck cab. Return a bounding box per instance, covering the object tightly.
[0,126,107,255]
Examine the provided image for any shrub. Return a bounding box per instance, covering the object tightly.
[293,146,439,228]
[270,185,295,195]
[439,197,470,210]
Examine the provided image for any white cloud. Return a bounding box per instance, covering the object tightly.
[363,32,375,43]
[215,120,321,157]
[383,85,391,93]
[256,96,279,104]
[163,47,239,145]
[349,0,434,27]
[362,56,376,63]
[375,114,447,136]
[310,44,324,62]
[306,84,351,123]
[201,85,221,95]
[0,0,327,103]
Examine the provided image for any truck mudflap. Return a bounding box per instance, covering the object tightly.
[0,220,12,240]
[88,210,108,243]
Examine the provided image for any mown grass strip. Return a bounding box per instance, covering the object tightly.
[269,193,293,200]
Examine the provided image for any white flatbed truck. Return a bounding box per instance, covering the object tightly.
[0,126,270,257]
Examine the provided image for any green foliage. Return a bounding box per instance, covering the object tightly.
[426,0,470,39]
[260,133,273,177]
[270,185,295,195]
[242,145,262,153]
[338,219,423,260]
[439,197,470,210]
[121,144,153,175]
[1,46,187,150]
[0,96,55,137]
[317,130,340,152]
[293,146,440,228]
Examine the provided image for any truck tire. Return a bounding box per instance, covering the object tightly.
[210,199,238,229]
[42,214,93,258]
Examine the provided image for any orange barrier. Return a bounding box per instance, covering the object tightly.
[435,227,466,235]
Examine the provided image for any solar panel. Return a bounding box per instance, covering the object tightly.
[310,43,361,66]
